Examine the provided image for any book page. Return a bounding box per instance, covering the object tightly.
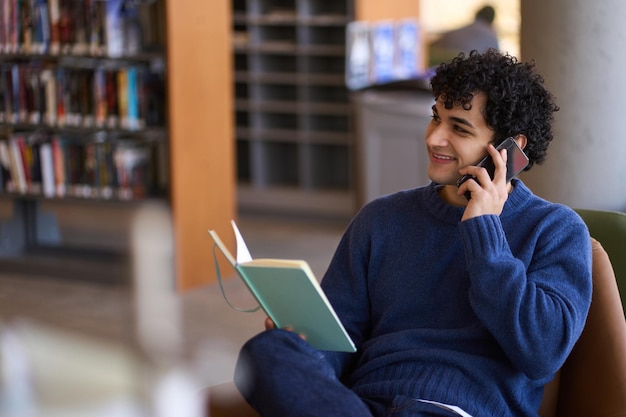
[207,230,236,267]
[417,400,473,417]
[247,259,309,269]
[231,220,252,263]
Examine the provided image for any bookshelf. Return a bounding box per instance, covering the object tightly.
[0,0,235,290]
[232,0,419,218]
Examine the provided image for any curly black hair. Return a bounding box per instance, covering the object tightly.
[429,49,559,169]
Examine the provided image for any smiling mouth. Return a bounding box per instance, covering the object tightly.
[432,153,456,161]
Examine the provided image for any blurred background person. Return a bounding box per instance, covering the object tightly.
[428,5,499,66]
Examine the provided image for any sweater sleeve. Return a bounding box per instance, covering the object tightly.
[458,209,592,380]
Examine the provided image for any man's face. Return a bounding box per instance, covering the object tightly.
[425,93,495,186]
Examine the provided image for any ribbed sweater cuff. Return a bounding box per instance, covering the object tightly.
[458,214,507,261]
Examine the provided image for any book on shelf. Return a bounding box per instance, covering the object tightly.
[66,70,82,126]
[7,135,27,194]
[113,139,149,200]
[141,70,165,127]
[0,139,14,192]
[0,66,7,123]
[124,66,141,130]
[1,61,165,133]
[25,134,43,194]
[0,0,167,201]
[88,0,107,56]
[115,66,145,130]
[122,1,143,56]
[208,220,357,353]
[105,68,119,128]
[116,67,128,128]
[96,139,116,199]
[78,69,94,127]
[13,135,30,191]
[9,64,20,123]
[4,0,19,54]
[32,0,51,54]
[137,0,165,52]
[105,0,125,58]
[50,134,66,196]
[39,140,55,197]
[16,65,28,123]
[77,135,115,199]
[0,0,164,58]
[71,0,88,55]
[48,0,61,54]
[1,66,15,123]
[93,66,107,127]
[55,66,68,126]
[4,132,45,195]
[0,130,165,201]
[64,138,81,195]
[24,62,44,124]
[40,67,57,125]
[19,0,35,54]
[81,140,97,197]
[0,2,5,54]
[58,0,72,53]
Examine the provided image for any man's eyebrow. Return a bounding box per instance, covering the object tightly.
[431,105,474,128]
[431,104,475,129]
[449,116,474,128]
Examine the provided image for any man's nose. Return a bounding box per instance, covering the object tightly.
[425,125,448,147]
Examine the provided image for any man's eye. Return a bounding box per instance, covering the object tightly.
[430,114,440,122]
[454,125,469,133]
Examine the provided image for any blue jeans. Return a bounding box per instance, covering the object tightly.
[234,329,463,417]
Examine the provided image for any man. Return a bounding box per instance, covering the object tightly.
[234,50,592,417]
[429,5,499,67]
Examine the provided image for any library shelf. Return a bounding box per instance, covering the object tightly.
[0,0,235,290]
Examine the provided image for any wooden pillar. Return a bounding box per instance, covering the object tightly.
[166,0,236,290]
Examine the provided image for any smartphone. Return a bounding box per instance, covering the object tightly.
[456,137,529,200]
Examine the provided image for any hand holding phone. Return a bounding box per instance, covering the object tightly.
[456,137,529,200]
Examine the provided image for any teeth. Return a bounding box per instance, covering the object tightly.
[435,154,454,160]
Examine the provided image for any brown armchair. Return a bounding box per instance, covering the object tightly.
[575,208,626,314]
[538,238,626,416]
[207,238,626,417]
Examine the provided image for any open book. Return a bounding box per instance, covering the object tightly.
[208,220,356,353]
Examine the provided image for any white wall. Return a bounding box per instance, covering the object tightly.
[521,0,626,211]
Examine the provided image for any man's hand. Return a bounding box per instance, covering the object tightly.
[264,317,307,341]
[458,145,510,221]
[264,316,276,330]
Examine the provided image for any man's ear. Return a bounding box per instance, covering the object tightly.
[514,134,528,150]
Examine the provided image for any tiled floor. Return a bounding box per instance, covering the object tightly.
[0,213,348,392]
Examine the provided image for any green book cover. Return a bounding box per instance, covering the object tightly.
[208,220,356,353]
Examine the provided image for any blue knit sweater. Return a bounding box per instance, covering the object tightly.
[320,180,592,416]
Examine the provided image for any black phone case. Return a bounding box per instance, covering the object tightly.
[456,137,529,200]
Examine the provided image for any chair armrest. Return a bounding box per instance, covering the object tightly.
[205,381,259,417]
[556,239,626,417]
